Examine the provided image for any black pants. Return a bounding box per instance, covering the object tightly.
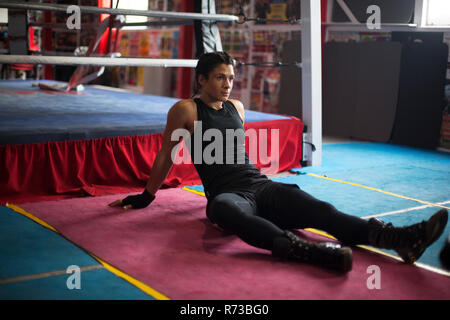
[206,181,371,251]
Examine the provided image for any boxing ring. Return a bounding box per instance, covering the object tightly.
[0,79,303,204]
[0,0,316,204]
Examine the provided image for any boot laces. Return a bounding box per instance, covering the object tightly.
[380,221,426,249]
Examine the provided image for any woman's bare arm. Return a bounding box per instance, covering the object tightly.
[109,100,195,209]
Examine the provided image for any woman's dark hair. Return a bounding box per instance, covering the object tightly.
[193,51,235,96]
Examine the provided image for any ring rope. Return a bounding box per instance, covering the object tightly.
[0,55,199,68]
[236,60,302,68]
[0,1,239,22]
[0,54,303,69]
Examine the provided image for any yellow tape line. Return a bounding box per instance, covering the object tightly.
[307,173,450,210]
[6,203,59,233]
[182,186,205,197]
[89,253,170,300]
[4,202,170,300]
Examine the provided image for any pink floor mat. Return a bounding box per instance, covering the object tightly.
[18,188,450,299]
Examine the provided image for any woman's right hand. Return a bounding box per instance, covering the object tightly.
[108,189,155,210]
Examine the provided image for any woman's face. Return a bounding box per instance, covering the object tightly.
[199,63,235,102]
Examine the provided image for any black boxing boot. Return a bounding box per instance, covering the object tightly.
[272,230,353,273]
[368,209,448,264]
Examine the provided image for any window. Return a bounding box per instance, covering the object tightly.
[0,8,7,23]
[112,0,149,29]
[424,0,450,26]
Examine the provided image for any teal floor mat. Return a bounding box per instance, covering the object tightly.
[291,142,450,173]
[0,267,152,300]
[0,206,97,279]
[271,173,420,217]
[0,205,154,300]
[286,142,449,217]
[299,165,449,204]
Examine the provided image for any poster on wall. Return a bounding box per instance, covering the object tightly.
[116,29,179,87]
[255,0,300,24]
[250,30,291,112]
[160,30,179,58]
[250,54,265,111]
[221,30,250,100]
[119,31,129,56]
[148,30,161,58]
[139,32,150,57]
[262,69,280,113]
[128,32,140,57]
[359,32,391,42]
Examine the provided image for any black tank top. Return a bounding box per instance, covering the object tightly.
[189,98,268,199]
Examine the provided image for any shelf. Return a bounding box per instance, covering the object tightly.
[324,22,450,33]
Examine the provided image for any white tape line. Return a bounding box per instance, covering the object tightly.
[362,200,450,220]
